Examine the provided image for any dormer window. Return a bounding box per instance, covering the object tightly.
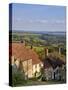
[14,58,17,62]
[39,63,41,67]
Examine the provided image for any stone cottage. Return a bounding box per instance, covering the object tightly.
[43,48,66,81]
[9,42,43,79]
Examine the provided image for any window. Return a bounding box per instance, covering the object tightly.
[14,58,17,62]
[39,64,41,67]
[35,65,37,68]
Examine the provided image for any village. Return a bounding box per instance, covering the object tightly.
[9,40,66,86]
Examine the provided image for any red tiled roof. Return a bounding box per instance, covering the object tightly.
[9,43,41,65]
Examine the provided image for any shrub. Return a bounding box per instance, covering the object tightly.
[12,64,26,86]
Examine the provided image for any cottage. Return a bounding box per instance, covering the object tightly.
[9,42,43,79]
[43,58,53,80]
[43,57,66,81]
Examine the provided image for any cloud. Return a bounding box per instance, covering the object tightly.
[28,19,65,25]
[28,19,48,24]
[55,20,65,24]
[16,18,21,21]
[51,20,65,24]
[38,20,48,23]
[12,17,66,32]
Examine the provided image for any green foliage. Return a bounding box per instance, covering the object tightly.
[12,65,26,86]
[11,32,66,49]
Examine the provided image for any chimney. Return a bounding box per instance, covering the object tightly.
[21,40,26,46]
[30,45,33,49]
[45,48,49,56]
[59,47,61,55]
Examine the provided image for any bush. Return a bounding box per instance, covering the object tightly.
[12,65,26,86]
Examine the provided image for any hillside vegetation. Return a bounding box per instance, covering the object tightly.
[10,31,66,60]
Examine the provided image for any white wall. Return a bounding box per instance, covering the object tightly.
[33,63,43,76]
[15,58,20,68]
[27,59,33,78]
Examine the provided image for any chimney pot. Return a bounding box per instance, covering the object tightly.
[45,48,48,56]
[21,40,26,46]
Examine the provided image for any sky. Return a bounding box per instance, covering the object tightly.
[11,3,66,32]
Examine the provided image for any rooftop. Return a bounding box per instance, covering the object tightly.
[44,56,65,69]
[9,42,42,65]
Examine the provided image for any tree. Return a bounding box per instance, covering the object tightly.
[12,64,26,86]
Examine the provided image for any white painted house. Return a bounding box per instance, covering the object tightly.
[9,42,43,79]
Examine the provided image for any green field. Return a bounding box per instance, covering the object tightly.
[10,31,66,58]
